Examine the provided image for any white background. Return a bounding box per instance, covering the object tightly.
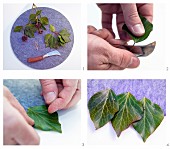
[0,0,170,149]
[3,3,82,70]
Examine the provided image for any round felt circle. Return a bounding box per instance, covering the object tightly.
[10,7,74,69]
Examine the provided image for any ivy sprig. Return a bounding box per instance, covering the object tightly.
[44,24,71,49]
[14,3,49,42]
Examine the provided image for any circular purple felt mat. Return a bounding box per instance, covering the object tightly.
[10,7,74,69]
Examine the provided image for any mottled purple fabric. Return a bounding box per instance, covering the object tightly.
[10,7,74,69]
[87,79,166,115]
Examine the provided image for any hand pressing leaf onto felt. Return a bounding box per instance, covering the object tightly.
[133,97,164,142]
[122,15,153,43]
[88,89,119,129]
[27,105,62,133]
[111,92,143,137]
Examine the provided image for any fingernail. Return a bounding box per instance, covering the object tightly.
[132,24,145,35]
[44,92,56,104]
[128,57,139,68]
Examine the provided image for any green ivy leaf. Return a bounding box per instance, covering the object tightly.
[50,24,56,32]
[88,89,119,129]
[133,98,164,142]
[59,29,71,43]
[24,24,37,38]
[111,92,143,137]
[14,26,23,32]
[27,105,62,133]
[40,17,49,25]
[122,15,153,43]
[36,10,42,16]
[29,14,36,22]
[45,34,58,49]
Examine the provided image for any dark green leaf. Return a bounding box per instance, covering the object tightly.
[36,10,42,16]
[111,92,143,137]
[41,24,46,30]
[88,89,119,129]
[27,105,62,133]
[40,17,49,25]
[133,98,164,142]
[29,14,36,22]
[14,26,23,32]
[24,24,37,38]
[59,29,71,43]
[122,15,153,43]
[50,24,56,32]
[58,35,65,44]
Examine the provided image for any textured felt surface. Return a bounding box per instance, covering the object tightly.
[87,79,166,115]
[4,79,45,111]
[10,7,74,69]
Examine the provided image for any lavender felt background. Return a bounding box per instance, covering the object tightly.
[10,7,74,69]
[87,79,166,115]
[4,79,45,111]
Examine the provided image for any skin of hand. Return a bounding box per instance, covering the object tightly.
[87,25,140,70]
[97,3,153,40]
[3,86,40,145]
[40,79,81,113]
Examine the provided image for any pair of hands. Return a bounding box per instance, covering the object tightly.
[88,3,153,70]
[3,79,81,145]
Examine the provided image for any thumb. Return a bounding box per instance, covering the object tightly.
[40,79,58,104]
[121,4,145,36]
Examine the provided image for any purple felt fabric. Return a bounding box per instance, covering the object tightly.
[10,7,74,69]
[87,79,166,115]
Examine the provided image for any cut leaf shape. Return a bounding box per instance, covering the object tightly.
[122,15,153,43]
[133,97,164,142]
[50,24,56,32]
[27,105,62,133]
[36,10,42,16]
[111,92,143,137]
[14,26,23,32]
[40,17,49,25]
[88,89,119,129]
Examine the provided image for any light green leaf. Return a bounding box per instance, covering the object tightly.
[14,26,23,32]
[27,105,62,133]
[29,14,36,22]
[88,89,119,129]
[40,17,49,25]
[111,92,143,137]
[50,24,56,32]
[122,15,153,43]
[58,35,65,44]
[133,98,164,142]
[36,10,42,16]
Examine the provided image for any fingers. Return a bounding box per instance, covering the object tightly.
[87,25,97,34]
[48,80,78,113]
[3,99,40,145]
[89,28,126,45]
[3,86,34,126]
[107,44,140,68]
[137,3,153,23]
[102,13,115,38]
[40,79,58,104]
[121,3,145,36]
[64,80,81,109]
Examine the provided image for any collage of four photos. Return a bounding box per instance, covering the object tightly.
[1,1,169,148]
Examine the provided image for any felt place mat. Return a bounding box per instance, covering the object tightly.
[87,79,166,115]
[10,7,74,69]
[4,79,45,111]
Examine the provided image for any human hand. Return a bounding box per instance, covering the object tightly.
[3,86,40,145]
[40,79,81,113]
[88,25,140,70]
[97,3,153,40]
